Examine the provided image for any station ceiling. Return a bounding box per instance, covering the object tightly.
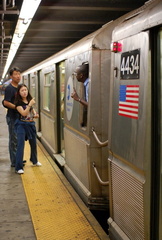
[1,0,147,80]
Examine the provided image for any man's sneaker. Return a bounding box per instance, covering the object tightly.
[16,169,24,174]
[33,161,42,166]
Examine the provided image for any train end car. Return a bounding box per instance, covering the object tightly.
[107,0,162,239]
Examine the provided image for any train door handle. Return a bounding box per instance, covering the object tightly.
[91,127,108,147]
[92,162,109,186]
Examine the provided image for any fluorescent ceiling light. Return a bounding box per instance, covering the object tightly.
[2,0,42,79]
[19,0,42,20]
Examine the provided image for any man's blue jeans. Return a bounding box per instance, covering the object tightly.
[6,116,17,166]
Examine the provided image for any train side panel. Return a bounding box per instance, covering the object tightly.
[108,31,151,240]
[108,1,162,238]
[39,65,58,154]
[64,48,110,208]
[64,51,92,204]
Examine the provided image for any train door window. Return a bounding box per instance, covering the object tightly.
[23,75,29,86]
[76,62,89,128]
[43,72,53,111]
[56,62,65,157]
[79,85,88,128]
[59,62,65,157]
[30,76,36,99]
[31,74,39,114]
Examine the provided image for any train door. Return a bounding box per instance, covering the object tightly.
[54,61,65,161]
[40,65,57,154]
[64,50,109,210]
[108,31,151,239]
[108,27,162,240]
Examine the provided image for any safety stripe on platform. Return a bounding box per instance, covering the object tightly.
[21,142,100,240]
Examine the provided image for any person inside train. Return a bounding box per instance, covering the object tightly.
[2,67,21,167]
[14,84,42,174]
[71,62,89,108]
[71,62,89,126]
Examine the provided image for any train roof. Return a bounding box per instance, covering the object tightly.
[21,20,118,75]
[22,0,162,75]
[22,10,136,75]
[112,0,162,41]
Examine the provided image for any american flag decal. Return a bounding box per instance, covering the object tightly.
[119,85,139,119]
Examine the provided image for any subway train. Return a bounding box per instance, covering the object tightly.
[21,0,162,239]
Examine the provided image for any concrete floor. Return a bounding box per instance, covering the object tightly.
[0,95,36,240]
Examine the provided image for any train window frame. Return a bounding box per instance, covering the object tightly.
[77,60,89,129]
[30,76,36,99]
[79,84,88,129]
[43,71,53,112]
[44,73,51,86]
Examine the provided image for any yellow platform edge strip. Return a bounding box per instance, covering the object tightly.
[21,141,107,240]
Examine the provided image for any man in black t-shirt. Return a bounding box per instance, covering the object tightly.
[3,67,21,167]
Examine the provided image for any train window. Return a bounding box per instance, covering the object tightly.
[30,76,36,99]
[59,62,65,157]
[43,72,53,111]
[23,75,28,87]
[60,66,65,119]
[79,86,88,128]
[78,62,89,128]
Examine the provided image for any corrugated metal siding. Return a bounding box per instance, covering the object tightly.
[111,161,145,240]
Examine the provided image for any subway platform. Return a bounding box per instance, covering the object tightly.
[0,95,109,240]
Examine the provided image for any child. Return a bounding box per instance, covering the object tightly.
[14,84,41,174]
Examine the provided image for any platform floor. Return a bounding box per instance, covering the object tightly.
[0,95,109,240]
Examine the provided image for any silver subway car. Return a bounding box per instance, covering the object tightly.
[108,0,162,239]
[21,0,162,237]
[21,18,122,210]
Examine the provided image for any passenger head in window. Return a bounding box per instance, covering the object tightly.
[71,62,89,108]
